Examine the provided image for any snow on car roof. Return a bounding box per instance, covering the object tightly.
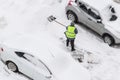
[79,0,113,11]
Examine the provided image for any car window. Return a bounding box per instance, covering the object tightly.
[15,51,25,57]
[79,2,88,13]
[109,6,116,13]
[88,8,101,19]
[78,2,101,19]
[75,0,77,3]
[108,6,117,21]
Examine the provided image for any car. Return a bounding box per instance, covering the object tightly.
[0,44,53,80]
[0,42,90,80]
[113,0,120,3]
[65,0,120,46]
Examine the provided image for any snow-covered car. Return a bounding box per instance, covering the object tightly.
[65,0,120,46]
[0,43,90,80]
[0,45,53,80]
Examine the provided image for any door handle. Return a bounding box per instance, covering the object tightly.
[88,18,92,21]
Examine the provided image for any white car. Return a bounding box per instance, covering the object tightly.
[0,44,90,80]
[0,44,53,80]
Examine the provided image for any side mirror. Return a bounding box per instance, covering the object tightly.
[97,19,102,23]
[96,16,102,23]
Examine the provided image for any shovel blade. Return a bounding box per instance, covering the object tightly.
[47,15,56,22]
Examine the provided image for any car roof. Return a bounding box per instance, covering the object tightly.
[79,0,113,11]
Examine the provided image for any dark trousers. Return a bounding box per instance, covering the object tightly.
[66,38,75,51]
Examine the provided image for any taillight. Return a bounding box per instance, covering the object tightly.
[0,48,4,52]
[68,0,73,5]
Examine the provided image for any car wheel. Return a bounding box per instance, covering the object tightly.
[103,35,114,46]
[7,61,18,72]
[67,11,78,23]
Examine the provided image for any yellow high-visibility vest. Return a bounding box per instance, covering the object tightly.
[65,26,76,38]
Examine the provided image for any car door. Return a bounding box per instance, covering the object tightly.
[85,8,104,34]
[24,53,52,79]
[76,1,90,24]
[15,52,51,80]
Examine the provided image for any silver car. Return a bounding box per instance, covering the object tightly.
[65,0,120,46]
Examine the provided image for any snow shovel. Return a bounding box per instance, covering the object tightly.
[47,15,66,27]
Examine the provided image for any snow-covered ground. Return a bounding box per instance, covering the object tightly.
[0,0,120,80]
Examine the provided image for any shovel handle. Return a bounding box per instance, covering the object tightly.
[54,20,66,27]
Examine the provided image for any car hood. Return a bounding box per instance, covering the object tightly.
[104,18,120,38]
[101,2,120,34]
[106,18,120,32]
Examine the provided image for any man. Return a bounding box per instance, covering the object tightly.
[65,22,78,51]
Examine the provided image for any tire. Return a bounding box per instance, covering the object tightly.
[6,61,18,72]
[67,11,78,23]
[103,35,114,46]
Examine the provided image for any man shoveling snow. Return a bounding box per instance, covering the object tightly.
[64,22,78,51]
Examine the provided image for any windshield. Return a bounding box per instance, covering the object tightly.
[103,5,118,21]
